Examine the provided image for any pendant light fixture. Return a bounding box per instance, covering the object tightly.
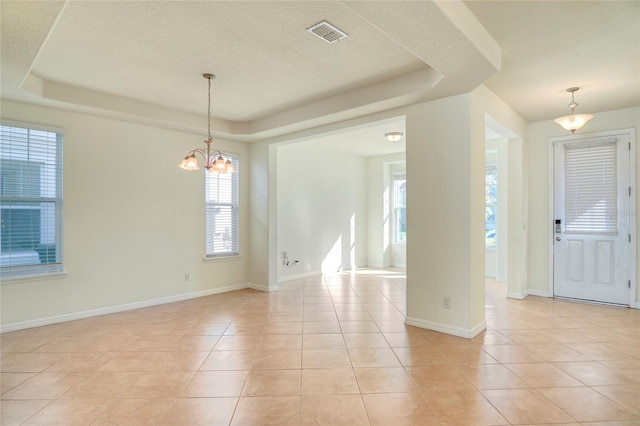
[178,73,235,173]
[554,87,593,134]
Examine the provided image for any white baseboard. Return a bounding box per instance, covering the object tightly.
[0,283,249,333]
[528,289,551,297]
[249,282,278,292]
[278,271,321,283]
[631,301,640,309]
[405,316,487,339]
[506,290,528,300]
[366,262,391,269]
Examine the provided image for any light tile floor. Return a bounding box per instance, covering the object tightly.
[1,270,639,425]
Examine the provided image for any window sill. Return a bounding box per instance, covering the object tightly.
[1,270,68,285]
[202,255,242,263]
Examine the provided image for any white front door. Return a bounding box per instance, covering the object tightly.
[553,131,632,305]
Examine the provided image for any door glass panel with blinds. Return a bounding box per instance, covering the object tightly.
[0,125,63,278]
[563,141,617,234]
[205,157,239,256]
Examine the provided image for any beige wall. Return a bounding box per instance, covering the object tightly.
[247,140,273,290]
[472,86,529,300]
[1,100,251,330]
[276,143,367,278]
[405,94,486,336]
[5,87,634,334]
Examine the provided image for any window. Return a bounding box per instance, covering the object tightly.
[205,156,239,256]
[485,164,497,248]
[393,172,406,243]
[0,124,63,278]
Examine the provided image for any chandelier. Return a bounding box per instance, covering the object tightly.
[178,73,235,173]
[554,87,593,134]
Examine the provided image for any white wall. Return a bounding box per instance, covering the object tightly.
[527,106,640,304]
[277,143,367,279]
[0,100,250,329]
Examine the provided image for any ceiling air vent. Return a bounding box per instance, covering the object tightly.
[307,20,348,44]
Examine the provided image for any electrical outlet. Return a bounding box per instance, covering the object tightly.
[185,272,191,282]
[443,296,451,309]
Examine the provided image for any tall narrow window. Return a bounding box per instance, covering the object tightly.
[564,141,617,234]
[393,172,406,243]
[205,156,239,256]
[485,164,497,248]
[0,124,63,278]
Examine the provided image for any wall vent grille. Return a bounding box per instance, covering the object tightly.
[307,20,348,44]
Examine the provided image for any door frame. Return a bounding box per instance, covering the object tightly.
[548,128,637,307]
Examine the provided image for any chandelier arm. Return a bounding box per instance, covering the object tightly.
[210,149,226,158]
[191,148,207,159]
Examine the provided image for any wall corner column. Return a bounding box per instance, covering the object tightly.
[405,95,486,338]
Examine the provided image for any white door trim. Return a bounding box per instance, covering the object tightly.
[548,128,637,308]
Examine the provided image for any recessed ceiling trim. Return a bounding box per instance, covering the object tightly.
[307,20,348,44]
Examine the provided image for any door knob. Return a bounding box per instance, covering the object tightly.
[556,236,561,241]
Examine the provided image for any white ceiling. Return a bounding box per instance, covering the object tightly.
[302,116,406,158]
[1,1,638,154]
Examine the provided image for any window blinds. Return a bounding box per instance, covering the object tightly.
[0,125,63,276]
[564,141,617,234]
[205,157,239,256]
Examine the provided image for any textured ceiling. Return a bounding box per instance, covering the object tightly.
[1,0,638,145]
[466,0,640,123]
[31,1,428,121]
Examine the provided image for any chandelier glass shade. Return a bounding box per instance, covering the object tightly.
[178,73,235,173]
[554,87,593,134]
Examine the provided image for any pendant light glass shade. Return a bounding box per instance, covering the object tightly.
[554,87,593,134]
[178,154,200,171]
[554,113,593,133]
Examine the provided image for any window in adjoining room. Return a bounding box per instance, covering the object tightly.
[0,124,63,278]
[205,156,239,256]
[393,171,406,243]
[485,164,498,248]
